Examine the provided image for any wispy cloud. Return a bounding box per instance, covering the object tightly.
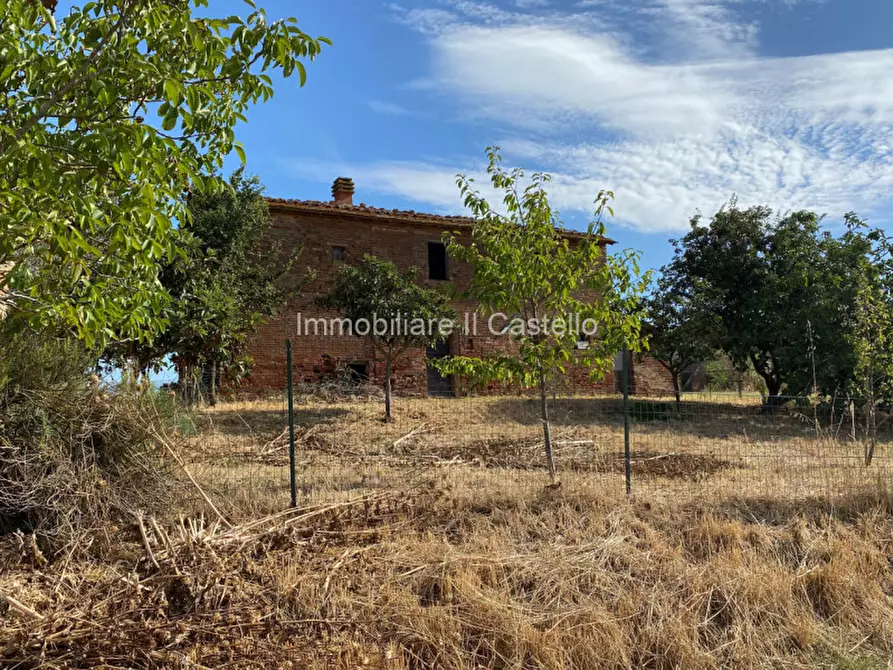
[285,158,482,212]
[430,25,729,136]
[638,0,759,61]
[308,1,893,233]
[389,4,459,34]
[366,100,411,116]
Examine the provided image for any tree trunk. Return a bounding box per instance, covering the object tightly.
[178,360,189,405]
[865,373,876,466]
[672,371,681,407]
[209,362,218,407]
[178,358,200,407]
[751,352,782,407]
[538,368,557,484]
[865,403,877,466]
[763,375,783,409]
[384,356,393,422]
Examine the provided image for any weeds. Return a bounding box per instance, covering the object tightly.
[0,331,180,556]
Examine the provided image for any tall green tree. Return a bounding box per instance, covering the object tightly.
[107,170,300,404]
[0,0,328,346]
[663,201,864,403]
[437,147,648,484]
[838,213,893,462]
[643,277,715,405]
[176,170,301,404]
[317,255,456,422]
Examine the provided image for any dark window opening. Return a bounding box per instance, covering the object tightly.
[346,362,368,383]
[332,246,346,262]
[427,242,447,280]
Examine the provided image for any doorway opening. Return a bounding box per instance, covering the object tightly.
[426,339,453,397]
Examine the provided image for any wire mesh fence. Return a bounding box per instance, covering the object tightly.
[180,362,893,515]
[170,344,892,510]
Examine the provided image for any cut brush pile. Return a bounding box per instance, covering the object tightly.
[2,485,893,669]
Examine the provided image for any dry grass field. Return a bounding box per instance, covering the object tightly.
[4,392,893,669]
[186,392,893,514]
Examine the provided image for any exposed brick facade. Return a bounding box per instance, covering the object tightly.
[630,355,678,396]
[244,182,675,397]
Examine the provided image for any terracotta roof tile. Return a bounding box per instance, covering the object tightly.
[265,198,616,244]
[266,197,473,224]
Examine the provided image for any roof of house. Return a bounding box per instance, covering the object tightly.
[265,198,617,245]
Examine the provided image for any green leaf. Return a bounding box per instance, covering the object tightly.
[0,0,328,347]
[161,107,179,131]
[164,79,184,105]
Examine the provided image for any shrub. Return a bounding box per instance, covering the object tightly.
[0,329,179,556]
[705,352,767,394]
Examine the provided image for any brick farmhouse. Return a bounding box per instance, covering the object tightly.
[243,178,679,397]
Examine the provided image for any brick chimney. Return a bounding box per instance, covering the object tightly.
[332,177,355,206]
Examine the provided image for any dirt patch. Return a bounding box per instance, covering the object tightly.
[207,429,736,481]
[615,450,734,480]
[391,437,734,480]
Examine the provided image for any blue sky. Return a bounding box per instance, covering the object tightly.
[75,0,893,271]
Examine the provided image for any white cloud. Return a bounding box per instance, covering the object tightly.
[366,100,411,116]
[349,162,470,209]
[639,0,759,61]
[285,158,473,211]
[500,128,893,232]
[430,25,731,136]
[330,1,893,233]
[389,4,459,34]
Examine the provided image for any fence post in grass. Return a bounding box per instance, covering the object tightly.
[623,346,632,495]
[286,339,297,508]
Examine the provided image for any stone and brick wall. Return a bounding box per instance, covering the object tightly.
[243,204,476,394]
[243,181,671,397]
[629,355,675,395]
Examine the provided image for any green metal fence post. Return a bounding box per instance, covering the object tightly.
[623,346,631,495]
[286,339,297,508]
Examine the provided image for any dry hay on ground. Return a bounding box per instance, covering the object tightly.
[388,434,734,480]
[192,427,735,483]
[3,485,893,669]
[188,395,893,499]
[187,397,738,482]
